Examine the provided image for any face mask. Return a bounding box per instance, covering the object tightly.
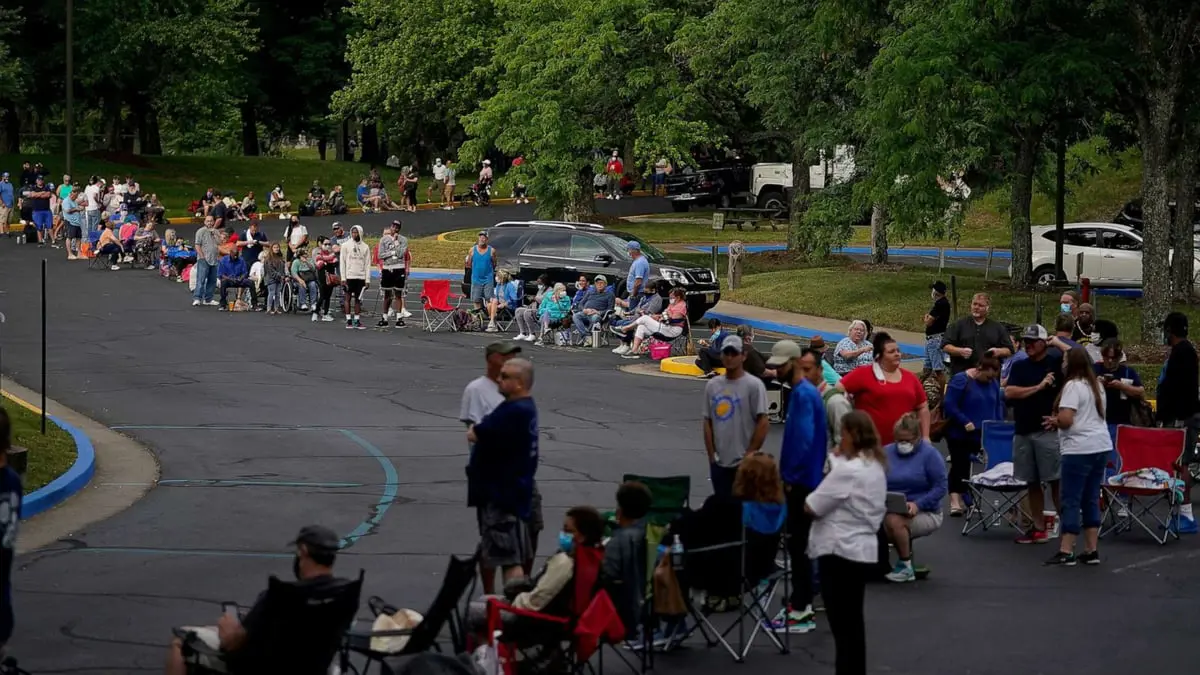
[896,441,915,456]
[537,283,545,290]
[1060,303,1072,313]
[558,531,575,555]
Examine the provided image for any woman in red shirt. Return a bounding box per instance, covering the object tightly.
[838,332,930,445]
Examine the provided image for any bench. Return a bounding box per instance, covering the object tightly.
[714,207,786,232]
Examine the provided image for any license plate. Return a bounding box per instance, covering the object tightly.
[705,293,715,303]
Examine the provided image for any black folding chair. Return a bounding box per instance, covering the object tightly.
[341,554,478,675]
[176,571,365,675]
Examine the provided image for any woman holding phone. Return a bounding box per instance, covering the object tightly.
[1093,339,1145,439]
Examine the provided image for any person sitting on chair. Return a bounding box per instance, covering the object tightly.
[486,270,522,333]
[269,185,292,212]
[514,275,551,342]
[695,319,729,377]
[882,413,947,583]
[96,221,125,271]
[610,281,665,355]
[602,482,652,639]
[616,288,688,359]
[570,275,615,342]
[165,525,345,675]
[218,246,257,310]
[537,284,573,343]
[328,185,348,215]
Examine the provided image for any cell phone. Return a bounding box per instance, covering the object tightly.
[1101,374,1114,382]
[222,602,239,618]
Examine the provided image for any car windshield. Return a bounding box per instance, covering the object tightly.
[598,233,669,262]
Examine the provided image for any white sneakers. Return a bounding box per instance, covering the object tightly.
[311,313,318,322]
[612,344,630,355]
[192,299,201,307]
[485,323,499,333]
[399,308,413,319]
[514,334,537,342]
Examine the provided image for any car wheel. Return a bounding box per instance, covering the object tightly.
[687,305,709,324]
[1032,265,1058,288]
[757,190,786,217]
[671,202,689,213]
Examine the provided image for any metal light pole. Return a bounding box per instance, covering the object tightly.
[65,0,74,177]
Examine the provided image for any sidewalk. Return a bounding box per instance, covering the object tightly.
[704,300,927,354]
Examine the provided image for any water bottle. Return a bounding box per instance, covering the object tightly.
[591,324,601,348]
[670,534,684,572]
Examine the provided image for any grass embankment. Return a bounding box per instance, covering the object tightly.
[3,401,76,492]
[0,152,510,218]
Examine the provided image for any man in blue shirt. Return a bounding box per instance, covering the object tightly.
[466,358,539,593]
[0,172,13,237]
[23,175,54,245]
[571,275,615,338]
[465,231,497,311]
[217,247,258,310]
[764,340,824,634]
[0,408,23,651]
[625,240,650,297]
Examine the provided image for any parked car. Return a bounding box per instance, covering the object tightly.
[664,164,752,212]
[1027,222,1200,290]
[462,221,721,322]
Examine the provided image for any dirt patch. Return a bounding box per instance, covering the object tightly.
[1125,342,1170,365]
[79,149,155,169]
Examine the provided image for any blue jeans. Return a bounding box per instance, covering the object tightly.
[572,311,602,336]
[192,259,218,302]
[298,280,318,306]
[1060,452,1108,535]
[266,281,282,311]
[923,333,945,372]
[709,461,738,498]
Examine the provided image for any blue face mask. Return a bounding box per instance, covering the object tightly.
[558,531,575,555]
[1060,303,1072,314]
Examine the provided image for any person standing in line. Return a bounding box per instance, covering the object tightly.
[0,409,22,654]
[61,184,85,260]
[340,225,371,330]
[23,176,54,246]
[404,164,419,212]
[191,216,221,307]
[605,150,624,200]
[431,158,446,206]
[284,215,308,264]
[442,160,457,210]
[0,172,12,237]
[377,220,411,328]
[626,240,650,298]
[466,358,540,595]
[942,292,1013,375]
[942,355,1005,516]
[1003,325,1063,544]
[702,336,769,498]
[799,347,852,449]
[1157,311,1200,534]
[923,281,951,390]
[763,340,825,634]
[1042,348,1111,566]
[466,231,498,313]
[83,176,102,244]
[805,411,887,675]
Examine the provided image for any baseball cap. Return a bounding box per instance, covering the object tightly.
[626,240,641,250]
[485,341,522,356]
[290,524,340,552]
[1020,324,1048,341]
[765,340,804,366]
[930,280,947,294]
[721,335,745,354]
[809,335,827,350]
[332,221,343,230]
[477,230,488,237]
[594,274,607,283]
[1,172,8,178]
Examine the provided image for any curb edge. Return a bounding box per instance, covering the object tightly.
[1,391,96,520]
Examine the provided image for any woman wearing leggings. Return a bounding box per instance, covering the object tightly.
[313,237,338,321]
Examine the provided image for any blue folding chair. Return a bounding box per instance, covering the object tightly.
[962,421,1032,536]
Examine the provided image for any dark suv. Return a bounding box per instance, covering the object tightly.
[664,163,752,212]
[461,221,721,322]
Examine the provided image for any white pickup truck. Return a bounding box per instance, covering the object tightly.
[751,146,856,215]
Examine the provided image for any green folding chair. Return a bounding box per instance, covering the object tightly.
[622,474,691,527]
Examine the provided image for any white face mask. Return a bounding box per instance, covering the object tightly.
[1060,303,1072,313]
[896,441,915,456]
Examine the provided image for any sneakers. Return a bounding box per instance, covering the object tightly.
[346,319,354,329]
[1043,551,1077,566]
[300,304,309,312]
[622,353,641,359]
[356,319,366,330]
[766,606,815,634]
[399,308,413,319]
[1076,550,1100,566]
[321,314,335,322]
[377,318,390,328]
[393,319,406,328]
[204,300,220,307]
[612,344,630,355]
[609,325,628,337]
[312,313,319,322]
[1015,529,1050,545]
[485,322,499,333]
[110,264,120,271]
[1168,514,1199,534]
[885,560,916,583]
[192,299,201,307]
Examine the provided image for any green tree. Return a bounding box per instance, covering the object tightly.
[461,0,713,220]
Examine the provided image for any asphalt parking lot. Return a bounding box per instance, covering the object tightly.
[1,237,1197,674]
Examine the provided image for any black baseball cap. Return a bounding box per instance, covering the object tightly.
[930,280,947,294]
[486,341,522,356]
[290,525,340,552]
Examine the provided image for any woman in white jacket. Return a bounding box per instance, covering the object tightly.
[339,225,372,330]
[805,410,887,675]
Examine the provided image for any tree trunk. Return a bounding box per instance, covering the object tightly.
[0,102,18,154]
[1139,107,1175,342]
[870,204,888,264]
[103,96,122,152]
[787,143,813,253]
[360,119,380,164]
[240,103,259,157]
[317,138,328,161]
[560,168,597,222]
[1171,131,1199,301]
[1008,127,1042,288]
[335,120,346,161]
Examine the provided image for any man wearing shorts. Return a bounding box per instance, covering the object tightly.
[923,280,951,389]
[442,159,457,210]
[83,176,102,243]
[466,356,539,594]
[62,185,85,260]
[376,220,411,328]
[1003,324,1063,544]
[465,230,497,312]
[339,225,371,330]
[0,172,12,236]
[23,176,54,246]
[431,158,446,206]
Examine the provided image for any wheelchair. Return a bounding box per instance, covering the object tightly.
[279,277,300,313]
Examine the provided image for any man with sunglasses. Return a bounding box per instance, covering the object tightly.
[702,335,769,498]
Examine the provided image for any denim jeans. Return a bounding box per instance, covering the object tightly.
[1059,452,1108,535]
[298,280,318,306]
[266,281,282,311]
[192,259,218,302]
[572,311,602,336]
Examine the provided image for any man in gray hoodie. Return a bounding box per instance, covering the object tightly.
[340,225,372,330]
[377,220,411,328]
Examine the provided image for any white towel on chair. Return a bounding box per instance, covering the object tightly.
[970,462,1024,487]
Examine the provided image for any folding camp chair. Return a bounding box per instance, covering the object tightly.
[175,571,364,675]
[1101,425,1187,545]
[679,501,790,663]
[961,421,1032,536]
[422,279,465,332]
[621,475,690,527]
[341,554,477,675]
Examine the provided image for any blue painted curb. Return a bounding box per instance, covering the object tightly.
[687,244,1013,259]
[700,310,927,356]
[23,413,96,519]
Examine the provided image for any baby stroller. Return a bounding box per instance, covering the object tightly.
[467,182,492,207]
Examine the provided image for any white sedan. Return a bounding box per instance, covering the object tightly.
[1027,222,1200,289]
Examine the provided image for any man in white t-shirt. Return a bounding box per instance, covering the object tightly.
[431,158,447,206]
[83,177,102,242]
[284,215,308,263]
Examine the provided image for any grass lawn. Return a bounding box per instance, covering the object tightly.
[0,152,508,219]
[3,402,77,492]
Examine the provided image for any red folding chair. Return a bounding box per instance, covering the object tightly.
[1101,425,1187,544]
[421,279,464,332]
